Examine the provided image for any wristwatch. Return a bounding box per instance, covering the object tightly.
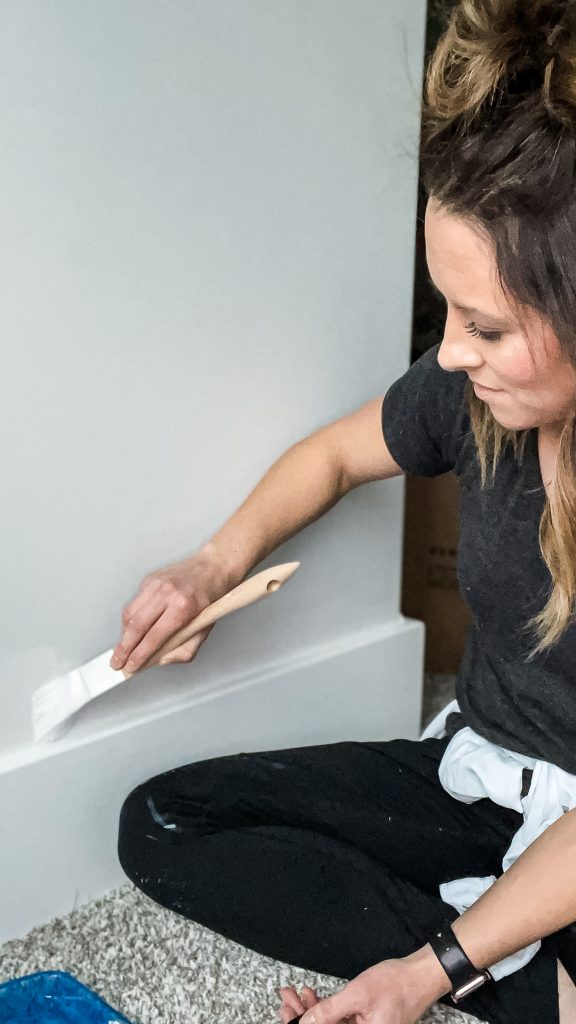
[429,920,493,1004]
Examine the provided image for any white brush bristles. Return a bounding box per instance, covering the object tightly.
[31,670,91,742]
[31,650,128,742]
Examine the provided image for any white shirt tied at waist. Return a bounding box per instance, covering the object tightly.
[421,699,576,981]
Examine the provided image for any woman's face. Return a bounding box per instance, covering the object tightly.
[424,195,576,435]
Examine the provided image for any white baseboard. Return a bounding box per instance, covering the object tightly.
[0,616,424,945]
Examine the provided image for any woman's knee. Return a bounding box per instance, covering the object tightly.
[117,747,293,882]
[117,779,155,879]
[116,774,184,874]
[116,754,246,876]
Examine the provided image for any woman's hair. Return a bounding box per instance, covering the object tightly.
[420,0,576,659]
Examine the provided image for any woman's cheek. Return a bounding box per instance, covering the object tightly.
[499,339,536,389]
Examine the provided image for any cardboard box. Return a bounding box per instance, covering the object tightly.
[401,472,473,674]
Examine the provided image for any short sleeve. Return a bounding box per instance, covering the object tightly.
[381,343,467,477]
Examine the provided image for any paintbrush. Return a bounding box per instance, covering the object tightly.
[31,561,300,743]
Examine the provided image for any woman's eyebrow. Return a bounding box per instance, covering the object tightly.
[428,279,515,327]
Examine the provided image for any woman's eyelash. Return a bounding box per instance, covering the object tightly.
[432,287,504,342]
[464,322,502,343]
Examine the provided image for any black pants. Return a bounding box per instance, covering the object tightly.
[117,734,561,1024]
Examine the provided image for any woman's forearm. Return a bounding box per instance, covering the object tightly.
[452,805,576,966]
[406,807,576,1004]
[201,429,348,587]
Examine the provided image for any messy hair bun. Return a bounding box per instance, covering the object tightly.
[420,0,576,657]
[426,0,576,130]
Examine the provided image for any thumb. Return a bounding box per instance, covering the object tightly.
[300,991,353,1024]
[159,624,214,665]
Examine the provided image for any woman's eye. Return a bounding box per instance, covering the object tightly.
[464,322,502,343]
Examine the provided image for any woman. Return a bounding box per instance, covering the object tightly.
[115,1,576,1021]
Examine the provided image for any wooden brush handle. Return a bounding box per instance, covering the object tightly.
[123,561,300,677]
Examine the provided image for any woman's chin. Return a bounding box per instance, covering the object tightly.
[491,411,536,432]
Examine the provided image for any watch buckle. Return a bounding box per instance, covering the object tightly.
[451,970,492,1004]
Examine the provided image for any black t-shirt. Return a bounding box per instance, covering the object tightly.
[381,343,576,774]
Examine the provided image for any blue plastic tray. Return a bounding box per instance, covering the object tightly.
[0,970,136,1023]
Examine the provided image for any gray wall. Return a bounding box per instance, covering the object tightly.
[1,0,426,764]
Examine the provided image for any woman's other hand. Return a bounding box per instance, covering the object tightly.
[287,949,450,1024]
[110,542,237,673]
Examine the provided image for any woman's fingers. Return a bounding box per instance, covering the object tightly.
[278,986,304,1010]
[111,549,233,675]
[122,575,163,619]
[278,986,305,1021]
[301,987,320,1007]
[278,985,322,1023]
[112,575,198,670]
[111,592,167,668]
[113,606,192,672]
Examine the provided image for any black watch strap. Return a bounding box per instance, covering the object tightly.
[429,920,493,1004]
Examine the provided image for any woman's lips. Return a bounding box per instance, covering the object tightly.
[472,380,500,395]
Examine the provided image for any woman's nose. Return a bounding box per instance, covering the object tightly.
[437,319,483,375]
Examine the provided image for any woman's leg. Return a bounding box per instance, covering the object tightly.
[117,737,559,1024]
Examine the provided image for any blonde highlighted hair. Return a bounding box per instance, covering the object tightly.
[421,0,576,658]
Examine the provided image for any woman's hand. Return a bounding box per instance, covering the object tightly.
[277,948,450,1024]
[110,541,238,673]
